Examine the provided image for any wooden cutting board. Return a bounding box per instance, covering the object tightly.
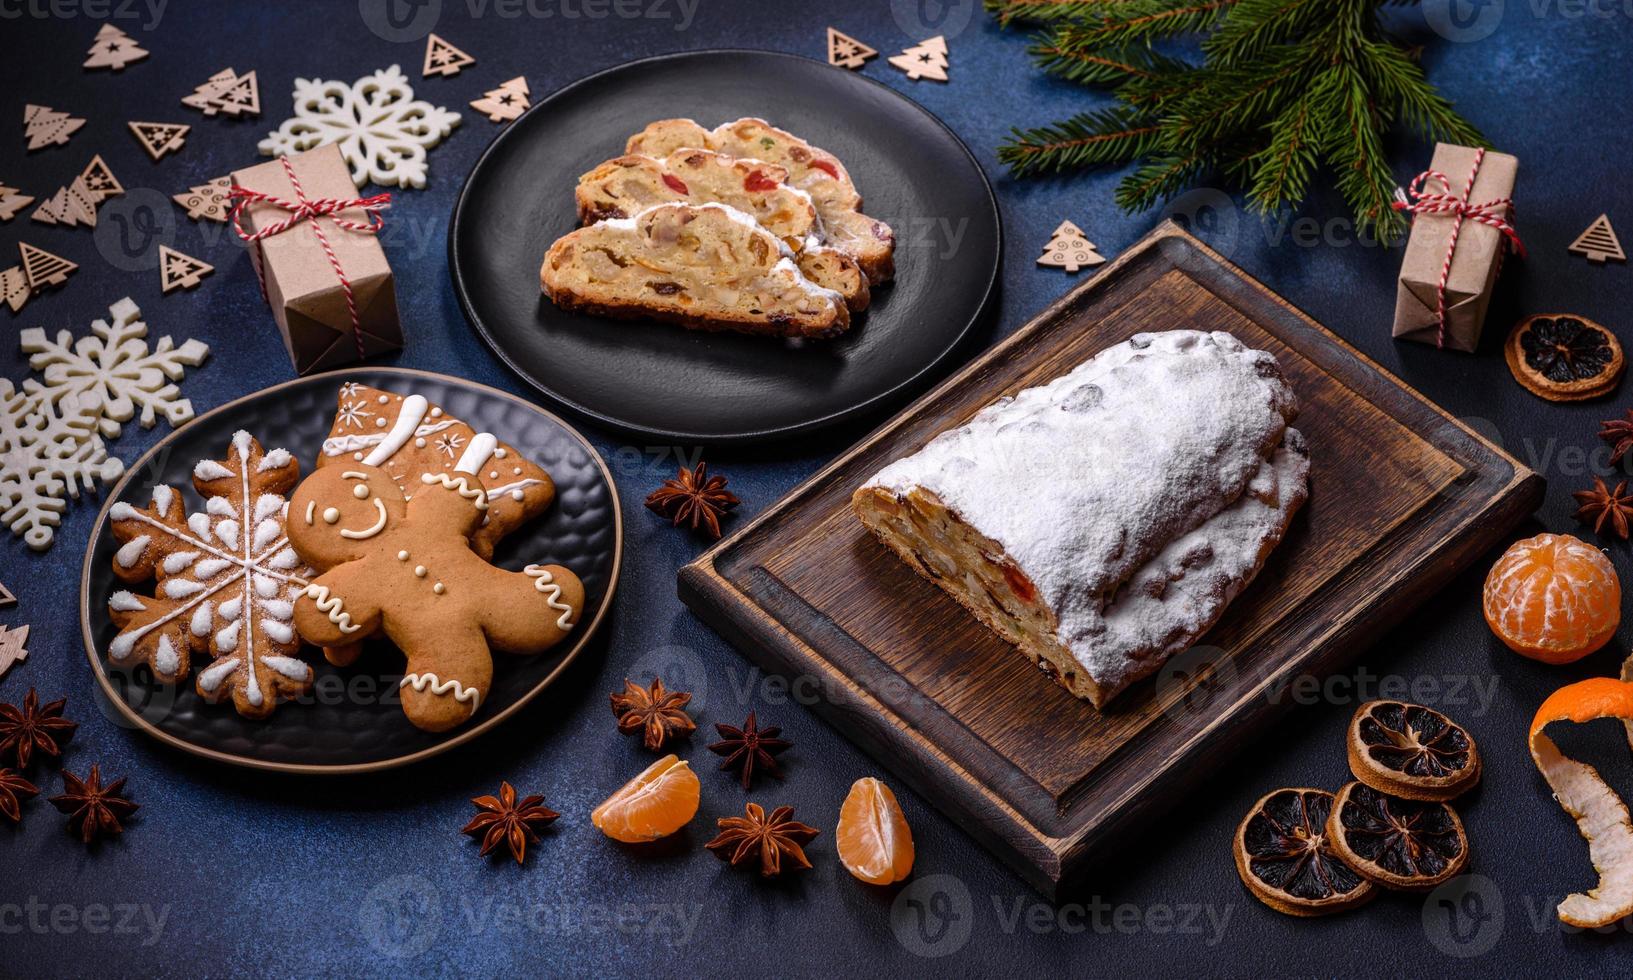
[679,221,1542,897]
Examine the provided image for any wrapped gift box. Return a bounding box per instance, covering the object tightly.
[231,144,400,374]
[1391,142,1519,352]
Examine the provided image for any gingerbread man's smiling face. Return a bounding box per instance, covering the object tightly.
[287,464,408,570]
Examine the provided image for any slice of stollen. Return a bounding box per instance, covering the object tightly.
[541,202,850,339]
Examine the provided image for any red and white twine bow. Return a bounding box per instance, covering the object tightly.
[229,156,392,360]
[1391,147,1524,348]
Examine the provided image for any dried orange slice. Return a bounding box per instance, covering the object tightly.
[1483,533,1620,664]
[1529,677,1633,928]
[1346,701,1481,802]
[1325,782,1468,890]
[836,776,914,885]
[590,754,700,843]
[1233,788,1375,916]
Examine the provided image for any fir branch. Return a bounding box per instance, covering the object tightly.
[1244,67,1337,213]
[1114,151,1214,213]
[1000,109,1167,175]
[987,0,1146,28]
[1203,0,1327,67]
[1319,63,1405,236]
[1030,37,1192,86]
[1358,39,1486,145]
[1051,0,1237,49]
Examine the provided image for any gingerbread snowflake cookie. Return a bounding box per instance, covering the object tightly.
[107,431,315,719]
[288,433,584,733]
[316,385,556,559]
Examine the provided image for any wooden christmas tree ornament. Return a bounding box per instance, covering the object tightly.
[158,244,213,292]
[82,22,149,71]
[24,105,85,150]
[423,33,475,77]
[0,624,27,681]
[888,36,949,82]
[182,68,260,118]
[0,579,14,608]
[19,242,77,291]
[172,177,230,222]
[0,185,34,222]
[30,177,98,228]
[182,68,235,112]
[129,121,189,160]
[827,28,877,70]
[1,267,28,313]
[79,155,123,202]
[1036,220,1106,273]
[1569,214,1626,264]
[470,77,530,123]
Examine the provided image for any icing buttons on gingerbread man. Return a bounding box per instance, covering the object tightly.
[286,435,585,732]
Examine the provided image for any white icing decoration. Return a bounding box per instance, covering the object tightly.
[453,432,497,475]
[430,407,442,418]
[339,498,389,539]
[304,501,316,525]
[231,430,253,462]
[191,600,213,637]
[197,657,240,692]
[400,672,480,707]
[215,519,240,549]
[414,565,426,577]
[262,620,294,645]
[109,590,146,612]
[164,578,205,599]
[110,502,136,521]
[254,574,278,599]
[494,448,506,459]
[361,394,429,466]
[377,394,390,404]
[353,484,369,499]
[323,508,340,524]
[258,65,461,190]
[304,584,362,634]
[397,550,409,560]
[375,417,387,428]
[262,655,308,679]
[321,420,456,458]
[257,448,292,473]
[207,497,237,518]
[433,583,444,595]
[155,635,181,676]
[483,477,543,502]
[109,632,136,661]
[420,472,488,510]
[195,558,232,579]
[523,565,576,630]
[151,485,175,515]
[261,599,293,620]
[253,494,283,523]
[253,518,281,551]
[187,513,210,538]
[268,548,298,570]
[194,460,233,480]
[414,438,426,448]
[220,597,243,620]
[115,535,150,568]
[215,619,242,653]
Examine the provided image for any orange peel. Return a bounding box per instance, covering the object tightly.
[1529,677,1633,928]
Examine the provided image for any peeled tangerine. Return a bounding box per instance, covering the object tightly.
[1483,533,1620,664]
[1530,677,1633,927]
[836,776,914,885]
[591,754,700,843]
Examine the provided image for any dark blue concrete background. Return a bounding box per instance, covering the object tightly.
[2,1,1631,976]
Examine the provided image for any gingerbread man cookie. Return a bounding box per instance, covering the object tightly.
[107,431,316,719]
[287,432,585,732]
[315,386,556,560]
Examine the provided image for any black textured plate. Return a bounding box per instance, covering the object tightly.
[79,368,621,774]
[449,49,1002,445]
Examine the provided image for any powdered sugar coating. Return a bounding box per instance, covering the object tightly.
[865,330,1300,665]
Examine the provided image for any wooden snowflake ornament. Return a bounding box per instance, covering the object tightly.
[1570,215,1626,264]
[0,379,123,550]
[0,625,28,680]
[827,28,877,70]
[172,177,230,222]
[129,122,189,161]
[83,23,148,71]
[182,68,260,118]
[889,36,949,82]
[1037,221,1105,273]
[423,34,475,77]
[80,156,123,202]
[0,185,35,222]
[471,77,530,123]
[158,245,213,293]
[24,106,84,151]
[259,66,461,189]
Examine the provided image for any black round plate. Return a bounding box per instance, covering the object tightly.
[79,368,621,774]
[449,49,1002,445]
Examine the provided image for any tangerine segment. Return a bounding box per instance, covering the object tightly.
[836,776,914,884]
[1482,533,1620,664]
[1529,677,1633,928]
[590,754,700,843]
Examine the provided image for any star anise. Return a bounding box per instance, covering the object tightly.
[645,462,740,540]
[705,802,820,878]
[1602,410,1633,464]
[609,677,696,751]
[1573,476,1633,539]
[50,765,138,843]
[462,781,560,865]
[708,712,792,790]
[0,768,38,822]
[0,689,78,770]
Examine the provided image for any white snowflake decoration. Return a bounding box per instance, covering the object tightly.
[434,432,464,458]
[20,297,211,440]
[0,379,125,551]
[258,64,461,189]
[335,399,373,429]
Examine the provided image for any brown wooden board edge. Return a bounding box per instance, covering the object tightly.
[678,220,1544,896]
